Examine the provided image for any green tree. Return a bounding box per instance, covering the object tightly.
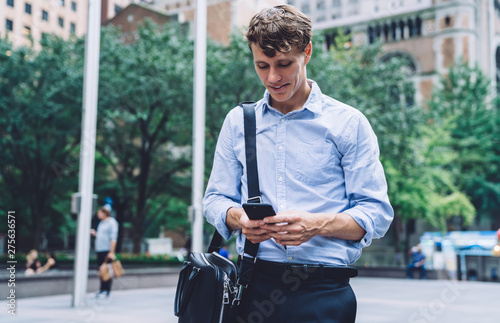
[0,35,84,249]
[428,61,500,228]
[96,21,194,252]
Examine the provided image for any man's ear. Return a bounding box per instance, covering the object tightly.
[304,42,312,64]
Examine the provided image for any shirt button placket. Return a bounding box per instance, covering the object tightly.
[276,118,287,213]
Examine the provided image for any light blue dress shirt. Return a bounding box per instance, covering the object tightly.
[203,80,393,266]
[95,217,119,252]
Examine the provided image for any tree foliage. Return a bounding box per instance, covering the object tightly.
[0,35,84,249]
[427,62,500,226]
[96,21,194,252]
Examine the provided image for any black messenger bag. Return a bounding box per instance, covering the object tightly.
[174,235,239,323]
[174,102,261,322]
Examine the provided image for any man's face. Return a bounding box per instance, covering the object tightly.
[251,42,312,113]
[97,210,106,220]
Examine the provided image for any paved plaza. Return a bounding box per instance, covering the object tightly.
[1,277,499,322]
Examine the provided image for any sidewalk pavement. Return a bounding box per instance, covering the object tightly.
[2,277,499,323]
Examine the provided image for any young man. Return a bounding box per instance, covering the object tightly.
[203,5,393,322]
[91,205,118,299]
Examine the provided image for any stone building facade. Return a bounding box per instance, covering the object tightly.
[0,0,89,50]
[148,0,285,45]
[288,0,500,103]
[0,0,138,49]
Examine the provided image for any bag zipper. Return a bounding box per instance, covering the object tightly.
[201,253,227,323]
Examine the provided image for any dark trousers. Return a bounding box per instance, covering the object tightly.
[97,251,112,293]
[407,263,426,279]
[237,264,357,323]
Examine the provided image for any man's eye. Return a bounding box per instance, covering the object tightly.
[279,63,291,68]
[258,65,269,69]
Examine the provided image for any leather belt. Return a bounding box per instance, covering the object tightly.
[252,258,358,281]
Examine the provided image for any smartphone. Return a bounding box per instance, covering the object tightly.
[242,203,276,221]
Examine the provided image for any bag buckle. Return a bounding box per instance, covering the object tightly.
[247,196,261,204]
[232,284,245,306]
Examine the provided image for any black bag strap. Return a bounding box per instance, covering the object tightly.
[240,101,260,258]
[174,262,200,317]
[207,101,260,257]
[236,102,260,291]
[242,101,261,202]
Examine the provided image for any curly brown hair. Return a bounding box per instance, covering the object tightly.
[246,5,312,57]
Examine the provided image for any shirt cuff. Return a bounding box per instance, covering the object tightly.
[214,201,241,240]
[343,208,375,248]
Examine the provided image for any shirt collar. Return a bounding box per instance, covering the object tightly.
[262,80,323,116]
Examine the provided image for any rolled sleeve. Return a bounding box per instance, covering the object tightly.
[203,111,244,240]
[110,220,118,242]
[341,113,394,248]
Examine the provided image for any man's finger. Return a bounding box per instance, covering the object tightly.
[262,214,290,224]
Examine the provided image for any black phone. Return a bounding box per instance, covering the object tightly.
[242,203,276,220]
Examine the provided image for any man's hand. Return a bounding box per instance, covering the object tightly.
[107,252,116,261]
[226,207,272,244]
[90,229,96,237]
[259,210,326,246]
[260,211,366,247]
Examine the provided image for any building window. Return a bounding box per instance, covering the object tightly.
[332,0,341,8]
[25,3,31,14]
[444,16,451,27]
[71,1,76,11]
[6,19,13,31]
[416,17,422,36]
[390,21,397,40]
[317,0,325,10]
[23,25,31,36]
[408,19,414,37]
[7,0,14,7]
[367,26,374,44]
[42,10,48,21]
[58,17,64,28]
[115,4,122,14]
[59,0,65,6]
[70,22,75,34]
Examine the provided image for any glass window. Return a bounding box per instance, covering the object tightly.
[70,22,75,34]
[7,0,14,7]
[58,17,64,28]
[58,0,65,7]
[25,3,31,14]
[332,0,341,8]
[317,0,325,10]
[71,1,76,11]
[42,10,48,21]
[6,19,13,31]
[23,25,31,36]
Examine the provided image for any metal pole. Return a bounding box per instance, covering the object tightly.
[191,0,207,253]
[488,0,496,100]
[72,0,101,307]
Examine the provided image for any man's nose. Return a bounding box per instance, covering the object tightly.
[268,67,281,83]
